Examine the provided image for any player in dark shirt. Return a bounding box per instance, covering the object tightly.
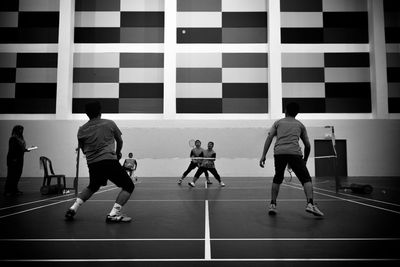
[189,142,225,187]
[65,101,135,223]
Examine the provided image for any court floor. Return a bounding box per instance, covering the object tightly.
[0,176,399,266]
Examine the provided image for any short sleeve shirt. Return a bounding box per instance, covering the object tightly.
[77,118,122,164]
[268,117,309,156]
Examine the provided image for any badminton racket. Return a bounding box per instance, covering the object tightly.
[285,165,293,183]
[189,139,196,148]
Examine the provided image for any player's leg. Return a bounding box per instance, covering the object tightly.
[208,168,225,186]
[65,161,104,220]
[189,167,204,187]
[179,162,197,184]
[204,169,212,184]
[289,156,323,216]
[106,160,135,222]
[270,155,287,215]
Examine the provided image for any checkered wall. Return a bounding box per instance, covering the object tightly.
[176,0,268,113]
[0,0,59,114]
[384,0,400,113]
[281,0,371,113]
[72,0,164,113]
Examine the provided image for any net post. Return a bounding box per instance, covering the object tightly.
[74,147,80,197]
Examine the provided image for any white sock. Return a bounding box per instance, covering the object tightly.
[70,198,84,212]
[109,203,122,216]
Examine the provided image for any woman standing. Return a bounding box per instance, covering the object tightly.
[4,125,29,196]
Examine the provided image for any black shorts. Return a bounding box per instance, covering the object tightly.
[273,155,312,185]
[87,160,134,193]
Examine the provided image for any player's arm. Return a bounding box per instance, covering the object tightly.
[112,121,123,160]
[260,124,277,168]
[210,152,216,161]
[133,160,137,170]
[300,126,311,163]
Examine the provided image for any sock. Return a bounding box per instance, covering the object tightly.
[70,198,84,212]
[270,200,276,205]
[308,198,314,205]
[109,203,122,216]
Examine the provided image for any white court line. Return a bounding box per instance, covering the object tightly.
[0,185,115,211]
[0,186,118,220]
[1,237,398,242]
[205,200,211,260]
[287,181,400,207]
[283,183,400,215]
[1,258,398,262]
[313,185,400,207]
[83,199,342,202]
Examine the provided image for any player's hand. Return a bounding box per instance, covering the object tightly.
[259,157,266,168]
[117,152,122,160]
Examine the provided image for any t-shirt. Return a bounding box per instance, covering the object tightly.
[200,149,216,168]
[77,118,122,164]
[123,158,137,170]
[190,147,205,164]
[268,117,310,156]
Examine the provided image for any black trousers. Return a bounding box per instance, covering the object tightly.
[182,162,209,178]
[194,167,221,183]
[273,154,312,185]
[5,160,24,194]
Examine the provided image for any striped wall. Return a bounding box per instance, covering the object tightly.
[0,0,59,114]
[176,0,268,113]
[384,0,400,113]
[72,0,164,113]
[281,0,371,113]
[72,53,163,113]
[74,0,164,43]
[281,0,368,44]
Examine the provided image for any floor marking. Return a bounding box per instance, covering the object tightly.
[1,237,398,242]
[283,183,400,215]
[205,200,211,260]
[0,185,115,211]
[0,186,118,220]
[1,258,398,262]
[312,185,400,207]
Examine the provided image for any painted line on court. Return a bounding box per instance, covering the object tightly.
[313,185,400,207]
[0,186,118,220]
[1,258,398,262]
[283,183,400,215]
[1,237,398,242]
[285,181,400,207]
[0,185,115,211]
[205,200,211,260]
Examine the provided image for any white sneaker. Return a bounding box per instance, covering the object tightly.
[106,212,132,223]
[188,182,195,187]
[220,181,225,187]
[306,203,324,217]
[268,204,277,215]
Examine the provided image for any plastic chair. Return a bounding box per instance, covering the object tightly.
[39,156,66,194]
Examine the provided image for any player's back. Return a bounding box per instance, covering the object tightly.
[273,117,307,156]
[78,118,119,164]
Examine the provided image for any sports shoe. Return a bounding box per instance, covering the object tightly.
[220,181,225,187]
[268,204,277,215]
[178,179,183,185]
[65,209,76,220]
[106,213,132,223]
[188,182,195,187]
[306,203,324,217]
